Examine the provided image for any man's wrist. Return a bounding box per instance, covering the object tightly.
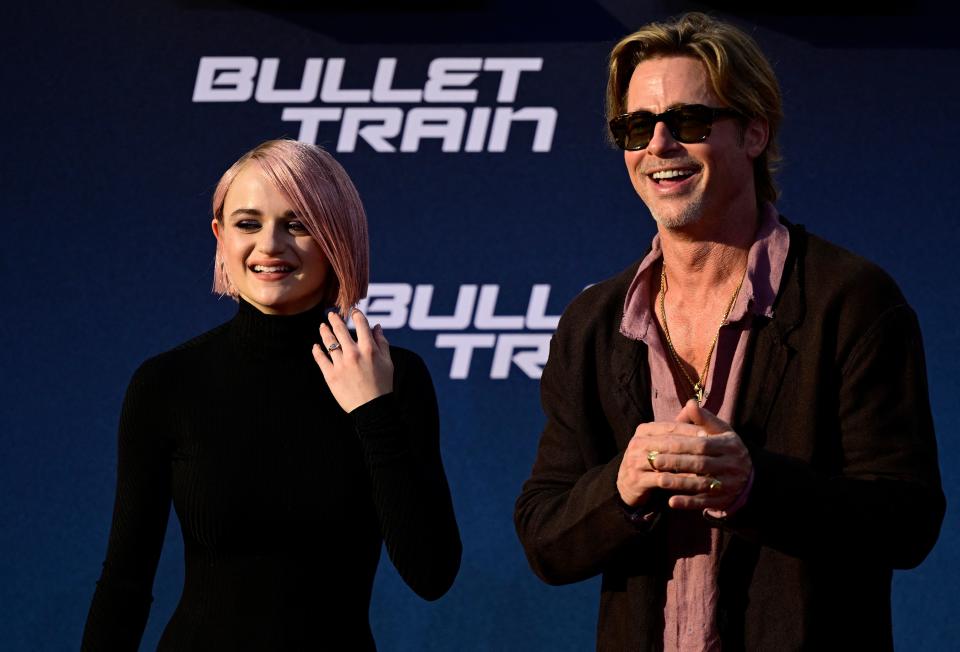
[618,490,667,526]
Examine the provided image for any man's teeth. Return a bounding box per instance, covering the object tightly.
[651,169,694,180]
[253,265,293,273]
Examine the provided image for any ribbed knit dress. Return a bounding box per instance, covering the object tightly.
[82,299,462,651]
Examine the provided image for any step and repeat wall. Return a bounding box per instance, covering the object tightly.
[4,1,958,649]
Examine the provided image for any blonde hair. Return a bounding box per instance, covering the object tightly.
[607,12,783,204]
[212,139,369,316]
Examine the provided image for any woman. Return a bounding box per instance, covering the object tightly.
[82,139,461,650]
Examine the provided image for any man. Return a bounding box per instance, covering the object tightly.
[514,12,944,651]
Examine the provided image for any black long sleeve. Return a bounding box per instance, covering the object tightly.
[351,350,461,600]
[83,300,460,651]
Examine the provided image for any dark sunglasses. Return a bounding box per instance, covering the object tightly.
[609,104,742,151]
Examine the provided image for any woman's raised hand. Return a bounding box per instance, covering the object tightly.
[312,309,394,413]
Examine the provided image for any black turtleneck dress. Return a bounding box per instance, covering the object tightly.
[82,300,461,651]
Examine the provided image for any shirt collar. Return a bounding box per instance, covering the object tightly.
[619,202,790,343]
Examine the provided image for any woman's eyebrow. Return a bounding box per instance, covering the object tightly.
[229,207,263,218]
[229,208,298,219]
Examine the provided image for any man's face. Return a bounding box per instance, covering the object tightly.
[622,56,764,229]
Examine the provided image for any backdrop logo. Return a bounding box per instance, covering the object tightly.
[356,283,561,379]
[193,57,556,153]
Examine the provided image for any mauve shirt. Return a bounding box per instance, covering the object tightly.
[618,204,789,651]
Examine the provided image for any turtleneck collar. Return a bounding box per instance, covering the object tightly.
[228,297,329,355]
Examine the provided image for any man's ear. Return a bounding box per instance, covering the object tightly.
[744,117,769,159]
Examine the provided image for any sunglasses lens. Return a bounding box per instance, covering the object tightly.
[626,120,654,149]
[612,114,654,150]
[670,107,713,143]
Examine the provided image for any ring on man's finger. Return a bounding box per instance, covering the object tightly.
[327,342,341,352]
[707,477,722,492]
[646,450,659,471]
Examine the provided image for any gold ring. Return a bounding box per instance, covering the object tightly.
[707,477,722,492]
[327,342,341,352]
[646,450,659,471]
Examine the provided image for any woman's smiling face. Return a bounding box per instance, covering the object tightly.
[213,162,330,315]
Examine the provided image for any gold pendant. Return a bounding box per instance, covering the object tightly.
[693,383,705,405]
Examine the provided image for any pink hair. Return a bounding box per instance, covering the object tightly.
[211,139,369,316]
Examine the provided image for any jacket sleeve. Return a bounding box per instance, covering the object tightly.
[514,308,659,586]
[721,302,945,569]
[81,360,172,651]
[349,348,461,600]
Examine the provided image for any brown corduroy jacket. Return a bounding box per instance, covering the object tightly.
[514,221,945,651]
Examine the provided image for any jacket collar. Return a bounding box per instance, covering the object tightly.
[733,219,807,448]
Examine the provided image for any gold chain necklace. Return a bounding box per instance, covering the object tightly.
[658,262,746,405]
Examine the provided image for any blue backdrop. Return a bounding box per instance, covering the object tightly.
[3,1,958,649]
